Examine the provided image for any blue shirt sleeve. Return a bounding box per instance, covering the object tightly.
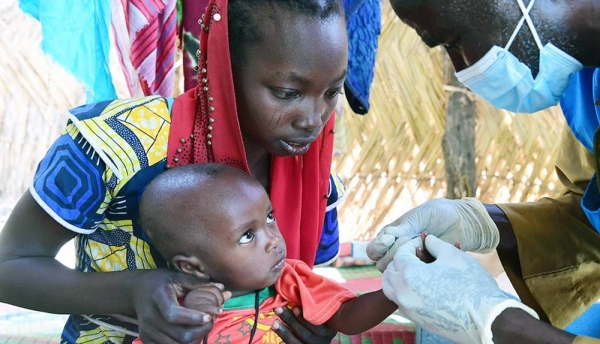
[30,130,109,234]
[560,68,600,233]
[560,68,600,152]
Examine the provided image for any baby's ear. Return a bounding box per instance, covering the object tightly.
[171,254,207,277]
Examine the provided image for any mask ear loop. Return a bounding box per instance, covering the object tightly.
[515,0,544,49]
[505,0,539,50]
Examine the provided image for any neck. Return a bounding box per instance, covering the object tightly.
[230,289,256,298]
[228,286,270,298]
[569,0,600,32]
[576,5,600,66]
[242,136,271,191]
[554,0,600,66]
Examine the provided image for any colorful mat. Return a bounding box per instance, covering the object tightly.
[334,323,416,344]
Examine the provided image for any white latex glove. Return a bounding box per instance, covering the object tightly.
[367,197,499,272]
[383,235,538,344]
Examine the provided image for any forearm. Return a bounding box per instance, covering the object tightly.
[491,308,575,344]
[490,192,600,326]
[483,203,515,250]
[326,290,397,335]
[0,192,137,316]
[0,257,138,315]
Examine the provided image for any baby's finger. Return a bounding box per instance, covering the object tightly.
[416,232,434,263]
[415,246,435,263]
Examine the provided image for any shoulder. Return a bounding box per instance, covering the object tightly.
[326,173,347,211]
[65,97,175,180]
[68,97,174,121]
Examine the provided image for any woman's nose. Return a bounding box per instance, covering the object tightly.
[294,101,326,131]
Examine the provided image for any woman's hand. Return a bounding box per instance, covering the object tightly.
[132,269,227,344]
[272,306,337,343]
[0,192,223,344]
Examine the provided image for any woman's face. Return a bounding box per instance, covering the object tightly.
[233,12,348,157]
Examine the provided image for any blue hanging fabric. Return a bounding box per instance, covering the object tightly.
[20,0,117,102]
[342,0,381,115]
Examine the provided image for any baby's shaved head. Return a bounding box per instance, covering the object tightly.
[139,163,254,261]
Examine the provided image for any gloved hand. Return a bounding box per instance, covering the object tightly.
[383,235,538,344]
[367,197,499,271]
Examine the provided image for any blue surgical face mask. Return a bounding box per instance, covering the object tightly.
[455,0,583,113]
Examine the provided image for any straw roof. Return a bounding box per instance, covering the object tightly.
[1,0,564,240]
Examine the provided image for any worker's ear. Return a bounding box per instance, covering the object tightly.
[171,255,207,277]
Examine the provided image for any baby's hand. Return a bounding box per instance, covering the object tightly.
[415,232,460,263]
[183,283,232,322]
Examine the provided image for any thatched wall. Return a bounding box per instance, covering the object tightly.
[0,0,131,220]
[1,0,564,240]
[0,0,85,219]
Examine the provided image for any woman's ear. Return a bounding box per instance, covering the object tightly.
[171,254,207,277]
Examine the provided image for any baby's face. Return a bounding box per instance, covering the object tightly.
[198,179,287,295]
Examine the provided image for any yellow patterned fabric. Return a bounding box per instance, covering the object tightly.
[574,336,600,344]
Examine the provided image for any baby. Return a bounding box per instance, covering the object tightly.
[136,163,398,343]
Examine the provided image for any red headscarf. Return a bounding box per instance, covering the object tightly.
[167,0,335,267]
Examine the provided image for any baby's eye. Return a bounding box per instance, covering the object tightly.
[239,230,255,244]
[266,211,276,224]
[271,88,300,100]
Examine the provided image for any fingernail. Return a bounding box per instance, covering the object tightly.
[293,307,300,316]
[272,321,279,330]
[274,307,282,314]
[203,314,211,323]
[212,283,224,289]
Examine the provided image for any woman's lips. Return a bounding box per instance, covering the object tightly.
[280,140,311,155]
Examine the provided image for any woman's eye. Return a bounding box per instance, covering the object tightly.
[326,88,344,98]
[239,230,255,244]
[271,88,300,100]
[266,211,276,224]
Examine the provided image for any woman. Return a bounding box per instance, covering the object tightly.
[0,0,348,343]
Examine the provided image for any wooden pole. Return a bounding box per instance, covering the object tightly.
[442,56,477,199]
